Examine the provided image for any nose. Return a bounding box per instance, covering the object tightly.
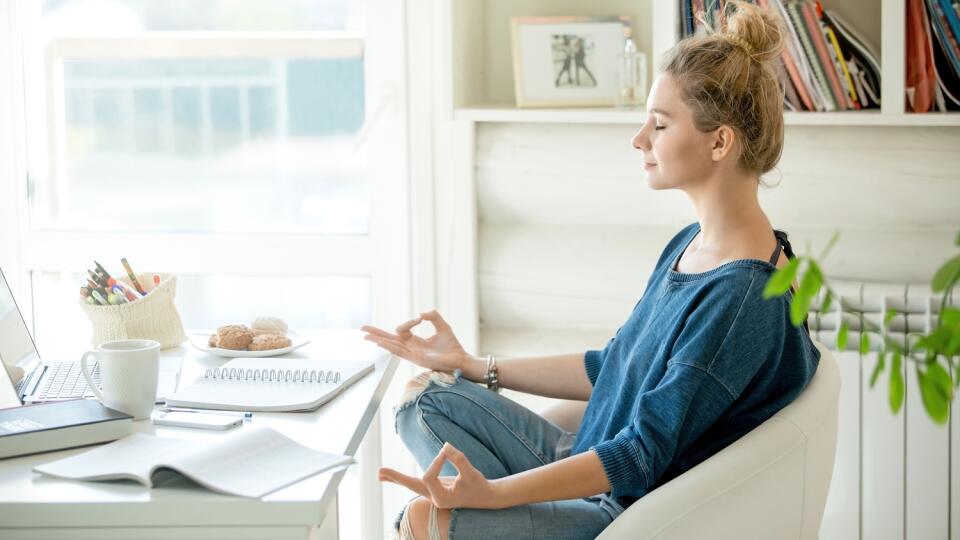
[632,125,650,152]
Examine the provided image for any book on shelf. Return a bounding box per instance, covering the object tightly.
[33,425,352,498]
[679,0,882,112]
[164,357,375,412]
[0,399,132,460]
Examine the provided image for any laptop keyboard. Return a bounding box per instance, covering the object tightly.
[35,361,101,400]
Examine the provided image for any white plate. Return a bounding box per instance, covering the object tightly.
[190,330,311,358]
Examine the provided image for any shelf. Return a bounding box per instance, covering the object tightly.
[455,104,960,127]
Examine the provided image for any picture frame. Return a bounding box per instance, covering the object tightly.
[510,16,632,108]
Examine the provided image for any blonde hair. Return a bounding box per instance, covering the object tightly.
[661,0,785,177]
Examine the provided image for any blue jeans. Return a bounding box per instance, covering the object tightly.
[393,369,623,539]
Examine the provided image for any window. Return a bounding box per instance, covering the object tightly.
[2,0,409,535]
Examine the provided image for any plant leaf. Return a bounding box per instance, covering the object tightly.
[928,360,954,401]
[818,230,841,261]
[889,352,905,414]
[884,309,897,328]
[932,255,960,293]
[838,321,849,350]
[791,264,822,326]
[869,350,885,389]
[918,366,950,425]
[764,258,800,299]
[860,332,871,355]
[821,288,834,313]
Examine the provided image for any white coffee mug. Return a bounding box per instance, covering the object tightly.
[81,339,160,420]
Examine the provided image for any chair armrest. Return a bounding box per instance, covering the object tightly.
[538,400,588,433]
[597,417,808,539]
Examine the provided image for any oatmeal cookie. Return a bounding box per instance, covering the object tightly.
[215,324,254,350]
[248,333,292,351]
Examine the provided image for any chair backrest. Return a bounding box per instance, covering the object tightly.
[598,341,841,539]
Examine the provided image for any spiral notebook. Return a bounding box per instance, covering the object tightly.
[164,358,374,412]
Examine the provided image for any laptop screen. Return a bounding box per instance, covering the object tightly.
[0,267,40,408]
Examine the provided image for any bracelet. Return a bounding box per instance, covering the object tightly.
[484,353,500,393]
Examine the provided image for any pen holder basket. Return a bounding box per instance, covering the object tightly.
[79,273,187,349]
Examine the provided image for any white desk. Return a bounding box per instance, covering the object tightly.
[0,330,397,540]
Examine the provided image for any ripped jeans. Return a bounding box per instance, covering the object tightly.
[393,369,623,539]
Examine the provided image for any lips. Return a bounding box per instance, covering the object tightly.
[644,162,657,168]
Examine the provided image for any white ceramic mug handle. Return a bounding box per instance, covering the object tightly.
[80,351,104,402]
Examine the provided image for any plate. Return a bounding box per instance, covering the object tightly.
[190,330,311,358]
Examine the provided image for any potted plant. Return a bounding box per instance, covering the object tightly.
[765,231,960,424]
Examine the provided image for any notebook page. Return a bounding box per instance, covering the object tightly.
[166,357,374,411]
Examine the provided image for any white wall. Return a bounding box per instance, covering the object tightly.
[477,123,960,354]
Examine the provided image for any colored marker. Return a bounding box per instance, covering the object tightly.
[94,260,112,281]
[121,258,147,295]
[90,290,108,305]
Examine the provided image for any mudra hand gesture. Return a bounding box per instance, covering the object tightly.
[379,442,498,510]
[361,310,468,373]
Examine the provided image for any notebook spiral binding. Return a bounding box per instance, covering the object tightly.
[203,367,342,384]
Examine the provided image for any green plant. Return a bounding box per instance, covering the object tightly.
[764,231,960,425]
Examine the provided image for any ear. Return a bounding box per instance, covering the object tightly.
[710,125,738,162]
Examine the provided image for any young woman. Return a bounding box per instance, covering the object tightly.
[361,2,821,538]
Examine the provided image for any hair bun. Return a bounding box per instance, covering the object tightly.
[724,0,784,64]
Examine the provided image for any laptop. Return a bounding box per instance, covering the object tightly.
[0,266,181,406]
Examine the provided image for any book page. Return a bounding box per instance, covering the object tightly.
[159,426,352,498]
[34,427,351,498]
[33,434,188,487]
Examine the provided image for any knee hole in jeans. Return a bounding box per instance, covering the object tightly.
[396,370,457,410]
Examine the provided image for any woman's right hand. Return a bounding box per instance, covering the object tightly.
[361,310,469,373]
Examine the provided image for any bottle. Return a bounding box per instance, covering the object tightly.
[617,38,648,108]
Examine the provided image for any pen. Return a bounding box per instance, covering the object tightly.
[121,257,147,295]
[160,406,254,418]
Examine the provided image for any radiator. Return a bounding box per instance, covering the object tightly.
[812,281,958,540]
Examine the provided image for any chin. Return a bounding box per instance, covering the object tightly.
[645,172,673,190]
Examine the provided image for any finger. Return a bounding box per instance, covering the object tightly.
[442,443,473,475]
[361,325,398,340]
[423,445,451,497]
[363,333,407,350]
[371,339,410,358]
[379,468,430,498]
[419,310,450,331]
[395,317,423,337]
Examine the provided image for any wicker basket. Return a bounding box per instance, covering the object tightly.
[79,273,187,349]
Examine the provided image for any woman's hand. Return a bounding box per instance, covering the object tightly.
[361,310,468,373]
[379,442,500,510]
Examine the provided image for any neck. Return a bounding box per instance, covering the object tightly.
[683,169,771,254]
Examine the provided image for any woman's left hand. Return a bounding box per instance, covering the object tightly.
[379,442,499,510]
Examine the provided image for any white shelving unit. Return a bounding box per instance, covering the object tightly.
[446,0,960,126]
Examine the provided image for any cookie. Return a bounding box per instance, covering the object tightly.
[248,333,293,351]
[251,316,288,336]
[207,334,219,347]
[216,324,254,350]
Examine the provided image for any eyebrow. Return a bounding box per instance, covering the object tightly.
[648,108,672,118]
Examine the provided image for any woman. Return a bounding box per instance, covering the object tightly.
[362,2,821,538]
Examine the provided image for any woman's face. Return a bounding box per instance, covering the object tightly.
[631,75,718,190]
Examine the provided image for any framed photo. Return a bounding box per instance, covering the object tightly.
[511,16,631,108]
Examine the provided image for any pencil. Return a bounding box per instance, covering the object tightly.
[121,258,147,295]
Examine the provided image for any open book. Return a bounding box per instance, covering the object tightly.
[33,426,352,498]
[164,357,375,412]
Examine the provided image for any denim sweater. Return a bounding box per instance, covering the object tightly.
[572,222,821,506]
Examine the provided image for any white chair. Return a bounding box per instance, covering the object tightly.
[540,340,840,540]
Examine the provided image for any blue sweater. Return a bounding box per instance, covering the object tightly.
[572,222,821,506]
